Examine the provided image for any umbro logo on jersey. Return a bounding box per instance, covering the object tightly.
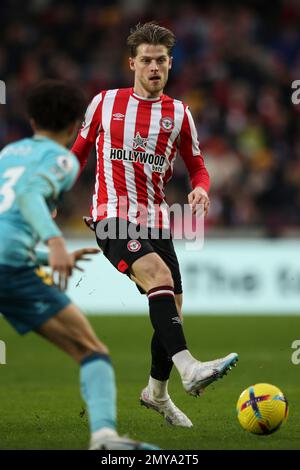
[112,113,125,120]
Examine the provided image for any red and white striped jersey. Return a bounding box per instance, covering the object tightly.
[72,87,209,228]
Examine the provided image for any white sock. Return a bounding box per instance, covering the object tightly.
[91,427,117,443]
[172,349,198,380]
[148,376,169,401]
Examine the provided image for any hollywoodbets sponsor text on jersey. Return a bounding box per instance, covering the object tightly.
[110,148,166,173]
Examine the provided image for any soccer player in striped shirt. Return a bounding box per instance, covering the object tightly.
[72,23,238,428]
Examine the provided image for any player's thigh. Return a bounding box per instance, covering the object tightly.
[95,218,154,273]
[95,218,172,289]
[148,237,183,295]
[37,303,108,361]
[130,252,173,291]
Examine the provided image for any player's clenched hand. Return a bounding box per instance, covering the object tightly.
[188,187,210,216]
[71,248,101,272]
[48,237,73,291]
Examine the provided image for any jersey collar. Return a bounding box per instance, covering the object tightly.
[130,88,163,103]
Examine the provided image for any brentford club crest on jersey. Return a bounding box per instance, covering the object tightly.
[127,240,141,252]
[160,116,174,132]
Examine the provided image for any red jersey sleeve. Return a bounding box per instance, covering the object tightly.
[71,92,103,172]
[178,107,210,193]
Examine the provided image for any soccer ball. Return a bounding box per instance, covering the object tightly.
[236,383,288,435]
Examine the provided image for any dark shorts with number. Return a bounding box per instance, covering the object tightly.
[0,265,70,335]
[94,218,183,295]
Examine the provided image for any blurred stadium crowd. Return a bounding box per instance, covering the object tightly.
[1,0,300,236]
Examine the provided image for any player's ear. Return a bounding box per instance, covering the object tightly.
[129,57,136,71]
[169,56,173,70]
[30,118,37,133]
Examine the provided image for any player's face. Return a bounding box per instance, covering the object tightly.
[129,44,172,98]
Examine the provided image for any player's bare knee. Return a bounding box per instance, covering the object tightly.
[155,269,173,287]
[131,254,174,291]
[149,263,173,289]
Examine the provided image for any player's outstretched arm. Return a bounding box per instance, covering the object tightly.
[178,107,210,216]
[17,155,80,290]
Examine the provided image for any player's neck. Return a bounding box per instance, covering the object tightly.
[133,84,163,100]
[34,131,68,148]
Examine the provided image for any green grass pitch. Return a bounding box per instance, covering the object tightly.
[0,315,300,450]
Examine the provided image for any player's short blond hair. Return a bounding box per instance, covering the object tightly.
[127,22,175,57]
